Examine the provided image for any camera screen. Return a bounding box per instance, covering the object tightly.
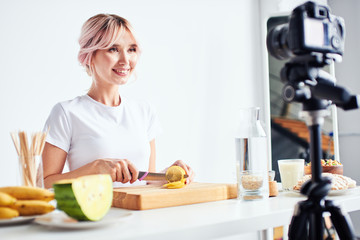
[304,18,327,48]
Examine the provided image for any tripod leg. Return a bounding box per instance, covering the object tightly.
[309,209,324,240]
[326,200,356,240]
[288,201,312,240]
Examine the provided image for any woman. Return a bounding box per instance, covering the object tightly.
[42,14,194,188]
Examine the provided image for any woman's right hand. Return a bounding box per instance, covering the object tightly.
[43,143,138,188]
[90,158,139,184]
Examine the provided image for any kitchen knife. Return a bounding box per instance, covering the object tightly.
[138,171,188,181]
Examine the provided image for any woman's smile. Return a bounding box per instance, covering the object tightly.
[113,68,130,76]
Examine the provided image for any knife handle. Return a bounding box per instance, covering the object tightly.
[138,171,148,181]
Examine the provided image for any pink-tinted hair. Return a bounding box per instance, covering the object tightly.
[78,14,139,68]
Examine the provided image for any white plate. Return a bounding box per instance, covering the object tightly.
[34,210,132,229]
[328,188,356,196]
[292,188,356,196]
[0,216,35,226]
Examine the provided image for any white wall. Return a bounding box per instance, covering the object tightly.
[328,0,360,183]
[0,0,265,186]
[328,0,360,235]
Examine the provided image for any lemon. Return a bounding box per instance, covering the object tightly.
[165,166,186,183]
[163,166,186,189]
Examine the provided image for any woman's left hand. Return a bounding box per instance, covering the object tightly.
[169,160,195,184]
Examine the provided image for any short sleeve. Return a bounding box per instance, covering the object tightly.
[146,102,163,141]
[43,103,72,153]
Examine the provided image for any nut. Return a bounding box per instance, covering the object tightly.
[241,175,263,190]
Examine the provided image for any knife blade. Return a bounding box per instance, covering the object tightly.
[138,171,188,181]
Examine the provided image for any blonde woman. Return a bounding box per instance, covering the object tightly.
[42,14,194,188]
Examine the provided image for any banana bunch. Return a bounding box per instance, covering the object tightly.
[0,186,55,219]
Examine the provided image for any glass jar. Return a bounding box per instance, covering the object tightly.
[235,107,269,200]
[19,155,44,188]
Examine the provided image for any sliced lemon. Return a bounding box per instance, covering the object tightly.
[163,166,186,189]
[163,178,186,189]
[165,166,186,183]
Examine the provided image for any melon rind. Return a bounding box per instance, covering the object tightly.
[53,174,113,221]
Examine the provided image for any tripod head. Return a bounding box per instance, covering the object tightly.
[280,52,360,112]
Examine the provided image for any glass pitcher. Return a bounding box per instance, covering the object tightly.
[235,107,269,200]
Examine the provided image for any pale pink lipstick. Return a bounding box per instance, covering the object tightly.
[113,68,129,76]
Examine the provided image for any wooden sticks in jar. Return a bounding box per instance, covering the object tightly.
[10,130,48,187]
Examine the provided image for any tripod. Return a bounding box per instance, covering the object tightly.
[288,107,356,240]
[279,54,358,240]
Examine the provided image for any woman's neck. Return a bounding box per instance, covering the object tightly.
[87,84,121,107]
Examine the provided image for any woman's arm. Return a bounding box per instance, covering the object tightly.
[148,139,156,172]
[42,142,139,188]
[42,142,68,188]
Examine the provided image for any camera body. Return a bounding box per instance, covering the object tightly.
[267,1,345,60]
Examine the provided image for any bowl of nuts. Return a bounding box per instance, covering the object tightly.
[304,159,343,175]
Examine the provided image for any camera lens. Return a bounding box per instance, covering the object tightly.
[282,84,296,102]
[266,23,293,60]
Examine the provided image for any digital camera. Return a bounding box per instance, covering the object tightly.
[267,1,345,60]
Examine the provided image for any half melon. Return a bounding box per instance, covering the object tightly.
[53,174,113,221]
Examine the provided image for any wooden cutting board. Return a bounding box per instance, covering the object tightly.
[112,182,237,210]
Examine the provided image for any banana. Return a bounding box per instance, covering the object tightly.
[0,186,54,202]
[12,200,55,216]
[0,207,19,219]
[0,192,16,206]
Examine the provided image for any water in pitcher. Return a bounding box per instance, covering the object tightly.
[235,136,268,173]
[235,136,268,200]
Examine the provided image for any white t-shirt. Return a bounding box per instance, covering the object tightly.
[44,95,162,185]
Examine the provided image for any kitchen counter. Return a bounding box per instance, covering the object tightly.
[1,187,360,240]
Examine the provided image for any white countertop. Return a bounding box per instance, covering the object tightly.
[1,187,360,240]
